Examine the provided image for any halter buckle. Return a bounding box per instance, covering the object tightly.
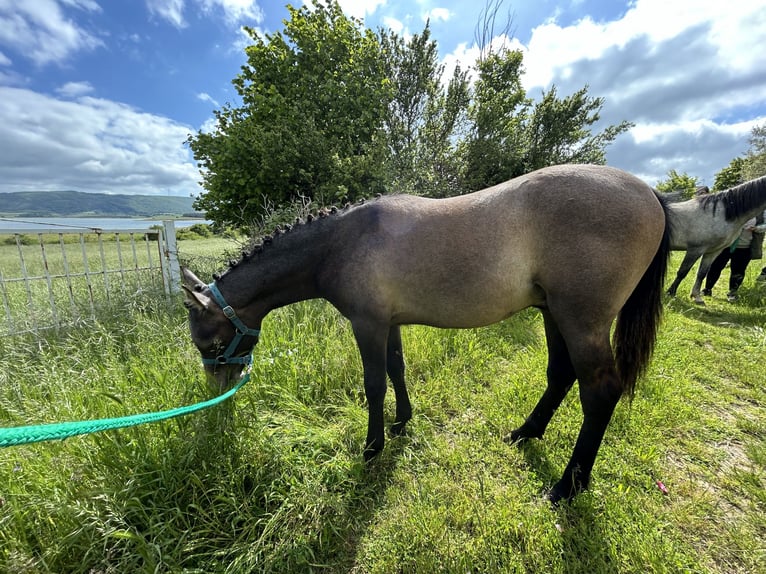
[203,282,260,366]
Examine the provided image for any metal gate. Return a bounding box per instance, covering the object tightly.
[0,221,180,336]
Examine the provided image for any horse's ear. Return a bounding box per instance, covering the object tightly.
[181,267,209,311]
[182,284,210,311]
[181,267,205,290]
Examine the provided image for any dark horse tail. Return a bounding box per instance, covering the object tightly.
[613,192,672,397]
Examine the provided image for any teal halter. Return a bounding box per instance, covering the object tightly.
[202,282,260,366]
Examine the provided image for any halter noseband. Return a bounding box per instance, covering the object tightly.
[201,282,261,366]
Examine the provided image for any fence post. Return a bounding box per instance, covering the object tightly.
[163,220,181,294]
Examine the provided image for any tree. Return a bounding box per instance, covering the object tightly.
[742,123,766,181]
[713,157,746,191]
[461,50,632,190]
[460,0,632,191]
[188,0,637,226]
[460,48,529,190]
[655,169,699,199]
[379,25,469,197]
[187,0,390,225]
[523,85,632,173]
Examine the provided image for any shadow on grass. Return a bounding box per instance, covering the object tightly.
[664,286,766,328]
[517,439,619,573]
[85,400,405,573]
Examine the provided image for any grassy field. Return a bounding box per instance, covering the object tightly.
[0,231,170,335]
[0,246,764,573]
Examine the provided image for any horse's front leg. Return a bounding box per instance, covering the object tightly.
[387,325,412,436]
[352,319,390,461]
[666,250,701,296]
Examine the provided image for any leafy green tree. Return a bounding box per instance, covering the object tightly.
[713,157,746,191]
[460,46,632,191]
[187,0,389,225]
[379,26,469,197]
[524,85,632,173]
[743,123,766,181]
[656,169,699,198]
[460,48,528,191]
[188,0,637,226]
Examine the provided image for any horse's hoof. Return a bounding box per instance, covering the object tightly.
[504,431,527,445]
[390,420,408,436]
[505,423,542,445]
[548,480,580,505]
[693,298,706,306]
[363,447,381,463]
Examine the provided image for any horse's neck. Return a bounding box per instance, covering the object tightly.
[731,177,766,223]
[222,222,331,313]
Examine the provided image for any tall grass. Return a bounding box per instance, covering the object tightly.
[0,249,764,573]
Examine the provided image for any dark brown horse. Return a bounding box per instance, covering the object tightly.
[182,164,672,503]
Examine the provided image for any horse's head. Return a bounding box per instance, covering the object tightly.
[181,267,261,390]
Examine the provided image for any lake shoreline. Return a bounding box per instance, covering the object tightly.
[0,216,209,233]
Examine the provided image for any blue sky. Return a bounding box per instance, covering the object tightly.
[0,0,764,197]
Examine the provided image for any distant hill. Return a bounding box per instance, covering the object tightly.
[0,190,202,217]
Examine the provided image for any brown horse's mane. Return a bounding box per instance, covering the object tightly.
[697,175,766,221]
[214,196,378,282]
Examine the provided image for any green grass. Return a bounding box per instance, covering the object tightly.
[0,250,764,573]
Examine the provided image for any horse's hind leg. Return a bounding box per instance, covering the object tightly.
[508,310,576,443]
[667,250,701,296]
[387,325,412,435]
[690,251,722,304]
[550,335,622,503]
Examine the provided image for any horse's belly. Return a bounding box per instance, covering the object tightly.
[390,281,540,328]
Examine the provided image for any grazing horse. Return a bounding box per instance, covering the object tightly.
[665,175,766,304]
[182,164,671,503]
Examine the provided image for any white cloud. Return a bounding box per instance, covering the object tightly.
[56,81,94,98]
[423,8,451,23]
[197,92,220,108]
[0,87,200,196]
[382,16,404,35]
[439,0,766,185]
[0,50,10,66]
[147,0,264,28]
[334,0,386,20]
[608,117,766,187]
[0,0,103,66]
[146,0,186,28]
[521,0,766,92]
[199,0,263,25]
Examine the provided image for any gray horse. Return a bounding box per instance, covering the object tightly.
[183,164,671,503]
[665,175,766,304]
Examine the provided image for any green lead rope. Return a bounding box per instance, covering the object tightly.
[0,372,250,448]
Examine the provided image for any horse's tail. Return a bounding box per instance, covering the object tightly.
[613,192,672,397]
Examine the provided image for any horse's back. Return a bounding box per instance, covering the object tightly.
[666,198,741,252]
[327,165,666,329]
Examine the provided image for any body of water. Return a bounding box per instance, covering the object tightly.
[0,217,208,233]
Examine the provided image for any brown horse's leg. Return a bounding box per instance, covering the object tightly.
[387,326,412,436]
[351,319,389,461]
[549,339,622,503]
[508,311,576,443]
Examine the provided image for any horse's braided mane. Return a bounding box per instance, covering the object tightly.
[213,196,377,282]
[697,176,766,221]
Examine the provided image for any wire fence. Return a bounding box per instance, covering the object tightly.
[0,222,181,337]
